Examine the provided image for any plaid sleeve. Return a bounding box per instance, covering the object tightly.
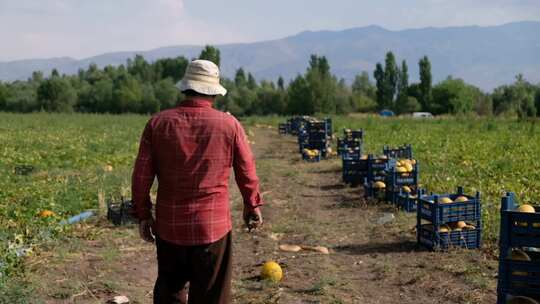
[232,120,263,211]
[132,120,156,220]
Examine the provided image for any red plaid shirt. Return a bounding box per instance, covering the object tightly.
[131,98,263,245]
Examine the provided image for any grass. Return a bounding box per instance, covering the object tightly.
[1,112,538,301]
[244,115,540,245]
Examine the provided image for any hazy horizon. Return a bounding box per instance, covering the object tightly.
[1,0,539,61]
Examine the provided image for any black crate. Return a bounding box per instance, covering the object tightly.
[363,179,387,200]
[383,144,413,159]
[497,250,540,303]
[391,188,426,212]
[386,162,419,187]
[365,155,395,186]
[497,192,540,303]
[418,224,481,250]
[107,198,137,226]
[278,123,289,135]
[342,156,368,185]
[418,187,481,225]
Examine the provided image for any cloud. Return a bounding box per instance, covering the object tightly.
[0,0,538,61]
[0,0,247,61]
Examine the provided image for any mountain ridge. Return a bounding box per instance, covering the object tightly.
[1,21,539,91]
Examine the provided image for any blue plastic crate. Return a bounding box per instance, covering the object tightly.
[365,155,395,185]
[278,123,289,135]
[497,192,540,303]
[499,192,540,248]
[386,162,419,187]
[363,181,387,200]
[383,144,413,159]
[302,151,321,162]
[497,250,540,303]
[342,157,367,185]
[418,187,481,225]
[418,224,481,250]
[394,189,426,212]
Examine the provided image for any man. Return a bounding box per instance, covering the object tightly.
[132,60,264,304]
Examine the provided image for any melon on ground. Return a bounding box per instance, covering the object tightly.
[261,261,283,283]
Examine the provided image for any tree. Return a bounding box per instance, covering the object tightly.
[198,45,221,66]
[352,71,376,100]
[535,86,540,117]
[0,82,7,110]
[419,56,432,111]
[382,52,398,109]
[432,77,484,114]
[492,75,537,118]
[154,78,179,110]
[373,63,385,109]
[287,75,312,114]
[154,56,189,82]
[277,76,285,91]
[395,60,409,114]
[140,83,160,114]
[37,77,77,112]
[113,74,144,113]
[304,55,337,113]
[247,73,257,90]
[235,68,247,87]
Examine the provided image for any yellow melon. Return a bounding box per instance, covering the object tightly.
[517,204,536,227]
[463,225,476,230]
[261,261,283,283]
[39,210,55,218]
[373,181,386,189]
[509,249,531,277]
[439,197,453,204]
[438,225,451,233]
[360,155,368,160]
[454,196,469,203]
[518,204,536,213]
[404,162,414,172]
[396,166,408,173]
[449,221,467,230]
[402,186,412,193]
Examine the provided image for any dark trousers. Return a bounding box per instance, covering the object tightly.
[154,233,232,304]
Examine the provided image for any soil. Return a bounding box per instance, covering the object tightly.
[27,126,498,304]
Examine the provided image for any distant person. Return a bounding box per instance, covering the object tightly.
[132,60,264,304]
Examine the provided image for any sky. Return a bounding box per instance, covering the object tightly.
[0,0,539,61]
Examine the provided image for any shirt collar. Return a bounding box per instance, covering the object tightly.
[180,97,214,108]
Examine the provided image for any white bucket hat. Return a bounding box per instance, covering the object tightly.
[176,60,227,96]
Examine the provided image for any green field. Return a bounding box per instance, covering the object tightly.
[1,113,540,299]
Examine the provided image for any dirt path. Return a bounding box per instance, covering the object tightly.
[28,126,498,304]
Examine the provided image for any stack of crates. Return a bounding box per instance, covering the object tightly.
[363,155,395,200]
[386,160,420,211]
[497,192,540,303]
[278,122,289,135]
[307,120,331,158]
[342,154,367,186]
[417,186,482,250]
[289,116,311,136]
[296,117,332,162]
[396,188,427,212]
[337,128,363,157]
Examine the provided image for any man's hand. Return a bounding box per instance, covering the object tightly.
[139,218,155,243]
[243,207,263,232]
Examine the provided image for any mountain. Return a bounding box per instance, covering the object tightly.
[1,21,539,91]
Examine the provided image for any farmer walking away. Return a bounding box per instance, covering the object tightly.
[131,60,264,304]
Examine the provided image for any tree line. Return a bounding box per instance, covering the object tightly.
[1,46,539,118]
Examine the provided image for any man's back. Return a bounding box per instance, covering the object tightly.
[132,98,261,245]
